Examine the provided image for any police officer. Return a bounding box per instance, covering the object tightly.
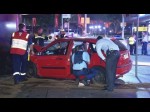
[10,23,34,84]
[72,44,96,87]
[141,32,149,55]
[129,34,136,55]
[96,36,120,91]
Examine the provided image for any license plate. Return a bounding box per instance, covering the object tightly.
[124,54,128,59]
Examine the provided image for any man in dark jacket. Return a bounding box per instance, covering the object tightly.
[32,27,48,52]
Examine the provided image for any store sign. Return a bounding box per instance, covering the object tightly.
[81,17,90,24]
[62,14,71,18]
[120,22,126,27]
[133,27,148,31]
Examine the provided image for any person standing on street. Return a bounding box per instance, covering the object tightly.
[129,34,136,55]
[10,23,34,84]
[141,32,149,55]
[96,36,120,91]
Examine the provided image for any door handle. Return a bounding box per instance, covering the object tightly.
[56,58,63,60]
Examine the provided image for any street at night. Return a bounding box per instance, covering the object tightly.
[0,14,150,98]
[0,47,150,98]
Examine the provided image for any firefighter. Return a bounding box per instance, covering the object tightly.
[129,34,136,55]
[32,26,48,52]
[10,23,34,84]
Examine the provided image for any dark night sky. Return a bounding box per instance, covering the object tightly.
[87,14,122,21]
[23,14,122,21]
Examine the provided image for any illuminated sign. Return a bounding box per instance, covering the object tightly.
[62,14,71,18]
[81,17,90,24]
[133,27,148,31]
[120,22,126,27]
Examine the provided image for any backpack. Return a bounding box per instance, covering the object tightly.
[74,51,84,64]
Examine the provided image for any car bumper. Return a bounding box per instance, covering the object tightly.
[116,60,132,77]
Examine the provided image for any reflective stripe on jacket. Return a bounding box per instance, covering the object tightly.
[129,37,135,45]
[10,32,29,55]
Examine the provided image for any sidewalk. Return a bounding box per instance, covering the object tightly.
[118,55,150,84]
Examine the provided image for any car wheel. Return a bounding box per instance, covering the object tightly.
[27,61,38,78]
[91,66,106,84]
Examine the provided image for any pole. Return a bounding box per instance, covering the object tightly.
[132,22,134,35]
[122,14,125,39]
[84,14,87,34]
[62,14,63,29]
[68,21,69,33]
[135,14,139,77]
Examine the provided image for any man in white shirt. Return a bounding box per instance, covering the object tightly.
[72,44,96,86]
[142,32,148,55]
[96,36,120,91]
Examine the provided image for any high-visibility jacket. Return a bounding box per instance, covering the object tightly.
[129,37,135,45]
[10,32,29,55]
[33,33,45,47]
[34,33,45,39]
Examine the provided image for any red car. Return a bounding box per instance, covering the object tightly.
[28,37,132,83]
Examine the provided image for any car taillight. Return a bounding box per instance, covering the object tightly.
[123,53,129,59]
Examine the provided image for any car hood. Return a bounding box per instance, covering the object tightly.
[33,45,45,52]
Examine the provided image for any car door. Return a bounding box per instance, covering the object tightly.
[36,40,71,78]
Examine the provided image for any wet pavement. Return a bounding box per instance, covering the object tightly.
[0,76,150,98]
[0,44,150,98]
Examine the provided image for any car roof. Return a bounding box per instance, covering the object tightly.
[58,37,97,43]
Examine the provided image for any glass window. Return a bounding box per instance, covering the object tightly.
[89,43,97,53]
[89,39,127,53]
[112,39,127,51]
[42,41,69,55]
[72,41,89,53]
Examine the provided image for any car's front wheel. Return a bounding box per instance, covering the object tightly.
[27,61,38,78]
[91,66,106,84]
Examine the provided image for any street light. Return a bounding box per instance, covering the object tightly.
[98,25,101,28]
[103,27,106,30]
[89,26,94,29]
[95,26,98,29]
[139,14,145,17]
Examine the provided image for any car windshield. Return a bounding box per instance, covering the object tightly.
[112,39,127,51]
[90,39,127,53]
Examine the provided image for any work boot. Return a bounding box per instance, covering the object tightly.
[20,75,28,82]
[81,79,90,86]
[13,75,20,85]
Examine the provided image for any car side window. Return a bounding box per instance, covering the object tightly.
[89,43,97,53]
[43,41,69,55]
[112,39,127,51]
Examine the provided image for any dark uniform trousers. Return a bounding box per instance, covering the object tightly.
[106,50,120,91]
[141,42,148,55]
[12,52,28,75]
[129,44,136,55]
